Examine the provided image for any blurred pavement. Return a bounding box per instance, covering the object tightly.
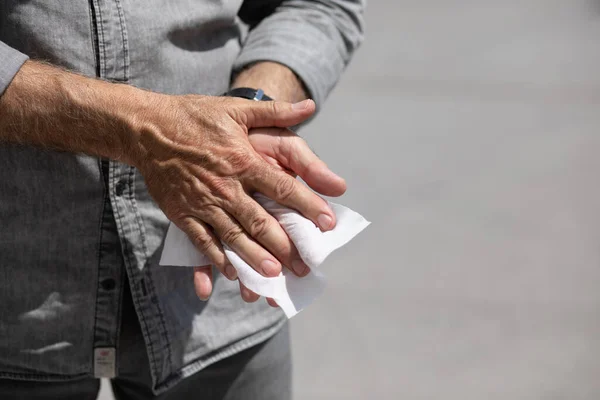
[100,1,600,399]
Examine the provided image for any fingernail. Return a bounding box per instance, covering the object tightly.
[292,259,309,276]
[292,100,309,110]
[317,213,333,230]
[260,259,279,276]
[225,264,237,280]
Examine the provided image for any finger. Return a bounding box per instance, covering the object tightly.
[204,207,282,278]
[180,217,237,280]
[239,281,260,303]
[226,195,309,277]
[194,266,213,301]
[233,98,316,129]
[247,128,298,174]
[248,163,337,232]
[259,128,347,197]
[266,298,279,308]
[285,136,347,197]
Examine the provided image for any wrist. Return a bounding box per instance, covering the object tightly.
[232,61,308,103]
[100,84,157,166]
[225,87,273,101]
[108,85,172,168]
[60,73,141,163]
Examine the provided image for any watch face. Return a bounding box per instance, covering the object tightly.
[254,88,265,101]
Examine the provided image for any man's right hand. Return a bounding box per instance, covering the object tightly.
[0,60,339,299]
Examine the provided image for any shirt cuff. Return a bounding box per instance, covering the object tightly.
[233,22,346,110]
[0,41,28,97]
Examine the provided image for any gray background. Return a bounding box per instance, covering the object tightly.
[100,1,600,399]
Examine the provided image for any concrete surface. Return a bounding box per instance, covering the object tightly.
[100,1,600,399]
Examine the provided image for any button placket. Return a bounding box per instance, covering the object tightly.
[92,159,126,364]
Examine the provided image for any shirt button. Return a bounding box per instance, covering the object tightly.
[115,180,126,196]
[101,278,116,291]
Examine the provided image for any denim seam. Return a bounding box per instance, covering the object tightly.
[113,265,126,374]
[87,2,99,78]
[91,0,107,78]
[0,371,89,382]
[113,0,130,81]
[108,0,129,370]
[90,159,108,374]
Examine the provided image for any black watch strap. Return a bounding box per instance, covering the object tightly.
[225,87,273,101]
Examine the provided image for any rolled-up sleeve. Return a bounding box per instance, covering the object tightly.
[234,0,365,107]
[0,41,28,97]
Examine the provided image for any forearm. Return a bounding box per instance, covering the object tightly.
[0,60,308,167]
[232,61,308,103]
[0,60,143,164]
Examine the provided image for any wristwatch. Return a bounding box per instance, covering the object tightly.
[225,87,273,101]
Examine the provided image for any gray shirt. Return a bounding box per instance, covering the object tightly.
[0,0,363,393]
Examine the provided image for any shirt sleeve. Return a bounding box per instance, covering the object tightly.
[0,41,28,97]
[233,0,365,108]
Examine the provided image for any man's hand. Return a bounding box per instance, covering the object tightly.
[0,61,340,302]
[192,126,347,303]
[248,127,347,197]
[192,61,347,305]
[132,94,340,295]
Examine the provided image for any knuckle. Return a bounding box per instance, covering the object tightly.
[274,242,292,261]
[224,98,248,126]
[248,214,271,239]
[235,106,249,127]
[291,136,308,153]
[211,256,228,272]
[166,205,186,223]
[220,225,243,245]
[208,177,239,204]
[270,101,280,115]
[274,175,296,202]
[225,149,255,173]
[189,229,214,253]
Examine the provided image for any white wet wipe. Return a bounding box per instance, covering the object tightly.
[160,194,370,318]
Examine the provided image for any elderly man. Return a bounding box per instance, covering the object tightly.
[0,1,364,399]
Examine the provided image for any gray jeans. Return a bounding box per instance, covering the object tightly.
[0,282,292,400]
